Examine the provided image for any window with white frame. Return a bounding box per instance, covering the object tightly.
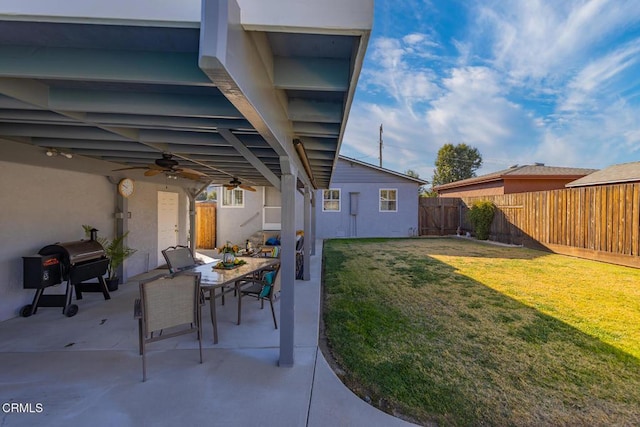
[221,187,244,207]
[322,189,341,212]
[379,189,397,212]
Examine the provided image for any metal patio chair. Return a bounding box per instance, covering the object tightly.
[134,272,203,381]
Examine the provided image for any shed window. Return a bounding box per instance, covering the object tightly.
[323,189,341,212]
[379,189,397,212]
[222,188,244,207]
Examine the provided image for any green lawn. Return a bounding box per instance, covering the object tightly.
[321,238,640,426]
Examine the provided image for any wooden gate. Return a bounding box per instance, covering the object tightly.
[195,202,216,249]
[419,198,461,236]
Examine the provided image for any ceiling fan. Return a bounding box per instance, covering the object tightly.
[224,177,256,192]
[114,153,208,181]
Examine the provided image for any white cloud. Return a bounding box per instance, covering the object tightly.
[560,40,640,112]
[477,0,640,86]
[343,0,640,180]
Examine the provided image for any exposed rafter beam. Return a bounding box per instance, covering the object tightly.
[0,46,212,86]
[292,121,340,137]
[273,57,349,91]
[199,0,313,188]
[287,99,342,123]
[48,88,241,119]
[218,128,280,188]
[0,123,130,140]
[30,139,157,152]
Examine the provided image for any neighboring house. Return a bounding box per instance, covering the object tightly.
[315,156,427,239]
[434,164,597,197]
[566,161,640,188]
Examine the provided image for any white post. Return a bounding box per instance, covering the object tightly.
[279,157,297,367]
[303,186,311,280]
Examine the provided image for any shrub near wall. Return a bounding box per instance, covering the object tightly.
[467,200,495,240]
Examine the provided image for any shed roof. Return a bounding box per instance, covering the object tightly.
[433,164,597,191]
[337,155,428,185]
[566,162,640,187]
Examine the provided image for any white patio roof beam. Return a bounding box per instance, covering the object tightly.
[287,99,342,123]
[198,0,313,189]
[273,57,349,91]
[0,46,211,87]
[48,89,241,119]
[218,128,280,188]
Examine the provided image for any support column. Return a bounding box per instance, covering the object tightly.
[115,192,129,282]
[303,186,311,280]
[279,158,297,367]
[310,191,317,256]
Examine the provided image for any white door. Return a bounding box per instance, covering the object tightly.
[158,191,179,265]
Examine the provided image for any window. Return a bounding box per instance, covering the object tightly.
[322,189,341,212]
[222,188,244,207]
[379,189,397,212]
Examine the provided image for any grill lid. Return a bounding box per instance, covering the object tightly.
[39,240,106,265]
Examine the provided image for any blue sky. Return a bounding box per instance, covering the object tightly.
[341,0,640,182]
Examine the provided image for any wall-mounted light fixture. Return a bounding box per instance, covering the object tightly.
[45,148,73,159]
[293,139,317,188]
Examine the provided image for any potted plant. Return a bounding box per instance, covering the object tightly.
[83,225,136,291]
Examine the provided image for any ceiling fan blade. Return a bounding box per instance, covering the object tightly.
[224,184,237,189]
[179,171,207,181]
[239,184,256,192]
[179,167,205,176]
[112,166,147,171]
[144,169,163,177]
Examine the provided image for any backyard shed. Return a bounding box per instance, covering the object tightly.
[315,156,427,238]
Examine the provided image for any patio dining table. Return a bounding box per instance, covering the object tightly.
[188,257,279,344]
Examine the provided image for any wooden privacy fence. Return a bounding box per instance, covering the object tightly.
[418,198,461,236]
[195,202,216,249]
[461,183,640,268]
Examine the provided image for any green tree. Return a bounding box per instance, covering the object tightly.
[431,143,482,187]
[405,169,428,197]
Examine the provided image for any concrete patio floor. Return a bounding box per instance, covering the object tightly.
[0,242,416,427]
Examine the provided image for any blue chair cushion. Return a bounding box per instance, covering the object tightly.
[260,271,276,298]
[265,237,280,245]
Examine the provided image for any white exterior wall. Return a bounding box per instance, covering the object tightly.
[0,161,188,321]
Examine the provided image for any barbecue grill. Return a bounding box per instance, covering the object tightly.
[21,229,111,317]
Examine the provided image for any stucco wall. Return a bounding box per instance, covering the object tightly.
[436,181,505,197]
[0,161,187,321]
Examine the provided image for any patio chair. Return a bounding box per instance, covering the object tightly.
[162,245,202,273]
[163,245,231,304]
[134,272,203,382]
[237,264,280,329]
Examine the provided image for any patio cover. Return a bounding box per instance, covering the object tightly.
[0,0,372,190]
[0,0,373,366]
